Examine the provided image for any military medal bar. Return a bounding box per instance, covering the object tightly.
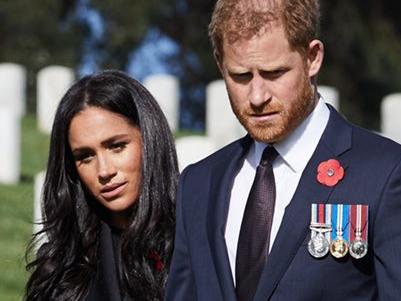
[309,203,368,260]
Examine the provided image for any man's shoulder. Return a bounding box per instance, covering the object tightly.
[351,123,401,159]
[183,135,250,173]
[328,107,401,161]
[337,122,401,179]
[177,135,250,208]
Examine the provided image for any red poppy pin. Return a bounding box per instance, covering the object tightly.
[148,250,164,272]
[317,159,344,187]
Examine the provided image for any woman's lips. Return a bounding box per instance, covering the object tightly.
[100,182,127,200]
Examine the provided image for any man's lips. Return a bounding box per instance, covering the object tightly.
[249,111,279,122]
[100,182,127,200]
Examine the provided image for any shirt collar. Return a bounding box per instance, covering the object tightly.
[252,97,330,172]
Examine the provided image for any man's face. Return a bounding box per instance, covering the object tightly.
[218,23,321,143]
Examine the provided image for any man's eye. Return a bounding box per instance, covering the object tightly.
[272,70,285,76]
[263,70,286,79]
[231,72,251,82]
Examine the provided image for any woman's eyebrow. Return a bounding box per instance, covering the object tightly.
[100,134,131,147]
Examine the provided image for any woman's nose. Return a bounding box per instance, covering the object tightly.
[97,154,117,182]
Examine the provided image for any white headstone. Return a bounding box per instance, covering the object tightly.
[318,85,339,110]
[0,63,27,116]
[34,171,46,236]
[206,80,246,149]
[0,106,20,184]
[143,74,179,133]
[37,66,75,134]
[175,136,217,171]
[381,93,401,144]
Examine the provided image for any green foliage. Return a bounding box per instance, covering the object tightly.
[0,0,83,111]
[0,0,83,68]
[91,0,174,69]
[0,115,49,300]
[319,1,401,130]
[87,0,218,128]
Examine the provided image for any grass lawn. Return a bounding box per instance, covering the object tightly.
[0,115,49,301]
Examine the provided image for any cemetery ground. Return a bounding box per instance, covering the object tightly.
[0,115,49,300]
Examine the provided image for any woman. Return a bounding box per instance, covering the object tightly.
[25,70,178,301]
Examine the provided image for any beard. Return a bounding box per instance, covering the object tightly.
[230,70,316,143]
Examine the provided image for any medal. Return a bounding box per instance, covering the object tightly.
[308,204,331,258]
[308,231,330,258]
[330,237,348,258]
[330,204,349,258]
[349,237,368,259]
[349,205,368,259]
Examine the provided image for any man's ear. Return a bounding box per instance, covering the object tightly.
[214,50,224,76]
[307,39,324,78]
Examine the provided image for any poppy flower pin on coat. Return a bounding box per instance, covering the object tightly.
[148,250,164,272]
[317,159,344,187]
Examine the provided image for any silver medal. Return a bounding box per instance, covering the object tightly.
[349,237,368,259]
[308,204,332,259]
[349,205,368,259]
[308,232,330,258]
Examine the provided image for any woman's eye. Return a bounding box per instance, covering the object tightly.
[75,153,93,164]
[111,142,127,151]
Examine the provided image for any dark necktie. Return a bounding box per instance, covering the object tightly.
[235,146,278,301]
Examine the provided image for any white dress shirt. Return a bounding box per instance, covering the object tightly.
[225,98,330,284]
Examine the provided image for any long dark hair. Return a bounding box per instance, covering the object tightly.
[25,70,178,300]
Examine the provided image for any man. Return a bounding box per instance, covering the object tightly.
[166,0,401,300]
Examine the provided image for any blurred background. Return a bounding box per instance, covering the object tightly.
[0,0,401,299]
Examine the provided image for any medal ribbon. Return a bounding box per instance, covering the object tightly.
[311,203,317,225]
[318,203,325,224]
[311,203,332,241]
[325,204,332,242]
[311,204,317,238]
[350,204,368,241]
[332,204,350,243]
[311,203,328,225]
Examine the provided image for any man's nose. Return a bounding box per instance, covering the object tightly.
[249,76,272,107]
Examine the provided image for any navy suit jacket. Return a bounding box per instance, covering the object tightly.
[166,106,401,301]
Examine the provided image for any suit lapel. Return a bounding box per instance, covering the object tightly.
[207,136,252,301]
[254,107,353,301]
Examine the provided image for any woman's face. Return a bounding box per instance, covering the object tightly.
[68,106,142,227]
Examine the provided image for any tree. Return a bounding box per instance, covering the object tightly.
[320,0,401,129]
[0,0,85,111]
[86,0,218,129]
